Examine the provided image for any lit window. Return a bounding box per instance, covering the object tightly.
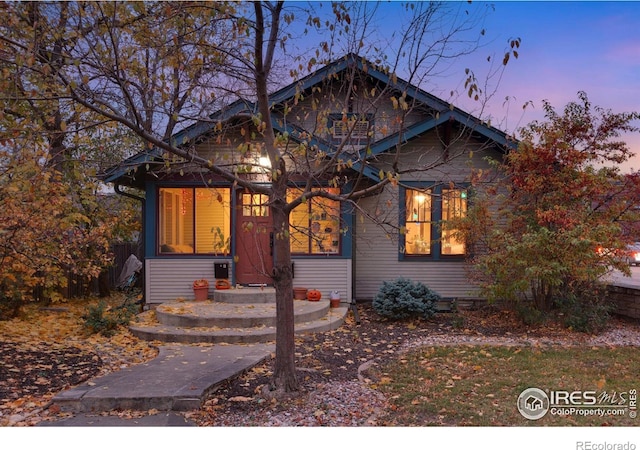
[441,189,467,255]
[242,193,269,217]
[405,189,432,255]
[402,185,467,258]
[159,188,231,255]
[288,188,340,255]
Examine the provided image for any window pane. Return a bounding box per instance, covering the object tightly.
[405,189,432,255]
[159,188,194,254]
[310,189,340,254]
[288,189,309,253]
[195,188,231,254]
[242,193,269,217]
[287,188,340,255]
[442,189,467,255]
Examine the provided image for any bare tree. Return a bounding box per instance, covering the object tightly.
[0,1,518,393]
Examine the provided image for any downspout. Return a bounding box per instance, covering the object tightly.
[114,183,146,308]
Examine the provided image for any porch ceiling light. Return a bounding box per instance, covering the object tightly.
[259,154,271,168]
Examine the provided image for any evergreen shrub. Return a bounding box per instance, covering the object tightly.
[373,277,439,320]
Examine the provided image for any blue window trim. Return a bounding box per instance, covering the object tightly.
[144,181,353,260]
[398,181,469,262]
[153,184,234,258]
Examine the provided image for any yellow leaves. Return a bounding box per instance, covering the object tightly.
[391,96,398,110]
[399,95,409,111]
[390,92,409,111]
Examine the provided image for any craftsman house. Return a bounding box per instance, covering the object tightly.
[101,54,514,305]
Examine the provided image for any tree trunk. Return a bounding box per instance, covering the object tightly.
[98,270,111,298]
[252,1,297,393]
[269,176,299,392]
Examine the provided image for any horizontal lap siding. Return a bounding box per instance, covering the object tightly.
[145,258,351,304]
[288,80,424,143]
[354,133,495,300]
[354,197,480,299]
[146,259,229,303]
[356,258,479,299]
[292,259,352,303]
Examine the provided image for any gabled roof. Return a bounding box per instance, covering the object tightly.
[101,53,516,186]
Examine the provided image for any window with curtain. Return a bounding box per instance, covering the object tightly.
[402,185,467,258]
[404,188,432,255]
[288,188,341,255]
[441,188,467,255]
[158,187,231,255]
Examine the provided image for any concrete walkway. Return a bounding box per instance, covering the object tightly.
[42,342,274,426]
[39,411,196,427]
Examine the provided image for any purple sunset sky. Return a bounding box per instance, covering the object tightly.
[452,1,640,172]
[295,1,640,171]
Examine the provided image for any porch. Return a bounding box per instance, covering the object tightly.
[130,287,350,344]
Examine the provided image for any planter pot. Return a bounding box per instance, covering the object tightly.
[193,286,209,301]
[293,287,308,300]
[329,290,341,308]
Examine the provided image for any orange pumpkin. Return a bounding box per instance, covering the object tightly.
[307,289,322,301]
[215,279,231,290]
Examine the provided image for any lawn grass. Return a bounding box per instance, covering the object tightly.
[373,345,639,426]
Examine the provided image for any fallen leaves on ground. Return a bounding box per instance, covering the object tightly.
[188,304,640,426]
[2,297,637,427]
[0,295,158,426]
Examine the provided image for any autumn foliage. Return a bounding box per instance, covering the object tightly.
[452,92,640,326]
[0,1,142,318]
[0,147,110,318]
[0,138,142,319]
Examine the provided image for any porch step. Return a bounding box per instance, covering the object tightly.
[212,287,275,304]
[154,299,328,328]
[130,299,349,344]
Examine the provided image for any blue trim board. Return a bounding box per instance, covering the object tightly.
[144,181,157,258]
[103,54,514,186]
[147,181,352,260]
[398,181,469,262]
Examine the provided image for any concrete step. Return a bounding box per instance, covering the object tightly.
[154,299,329,328]
[212,287,275,304]
[129,306,349,344]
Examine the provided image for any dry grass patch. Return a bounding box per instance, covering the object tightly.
[374,345,639,426]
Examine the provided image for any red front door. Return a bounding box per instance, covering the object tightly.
[234,191,273,285]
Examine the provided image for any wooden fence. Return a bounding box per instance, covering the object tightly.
[34,242,142,300]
